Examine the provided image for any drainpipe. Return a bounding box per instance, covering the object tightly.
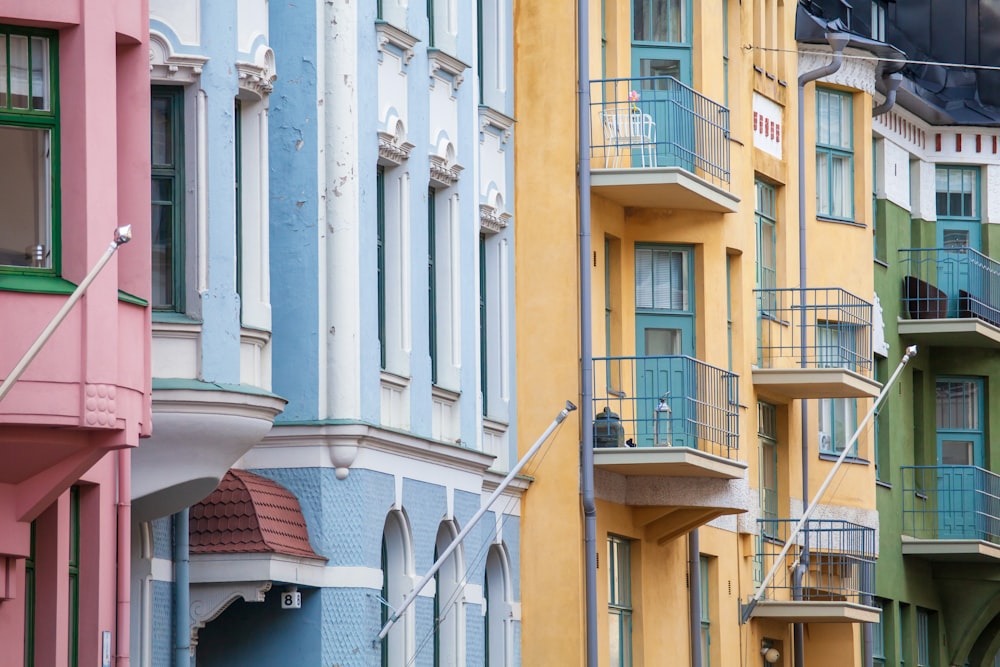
[872,71,903,117]
[116,449,131,667]
[174,509,190,667]
[576,0,598,664]
[689,530,702,667]
[796,32,849,667]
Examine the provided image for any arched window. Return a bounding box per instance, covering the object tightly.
[381,510,414,666]
[433,521,463,666]
[485,544,512,666]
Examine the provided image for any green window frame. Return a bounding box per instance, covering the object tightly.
[872,599,887,666]
[427,0,436,47]
[428,188,438,384]
[377,167,386,370]
[758,402,778,527]
[816,88,854,221]
[699,555,711,666]
[0,26,59,275]
[151,86,185,311]
[755,179,777,305]
[936,166,979,221]
[23,521,35,667]
[68,486,79,667]
[608,536,633,667]
[480,236,488,416]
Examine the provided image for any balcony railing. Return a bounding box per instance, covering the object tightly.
[592,355,739,459]
[754,287,873,374]
[902,466,1000,542]
[589,76,731,189]
[755,519,876,604]
[900,247,1000,326]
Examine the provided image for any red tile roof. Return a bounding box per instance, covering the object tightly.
[189,469,325,560]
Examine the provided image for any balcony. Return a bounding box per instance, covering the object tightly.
[899,247,1000,347]
[588,76,738,213]
[901,466,1000,562]
[748,519,879,623]
[753,288,881,402]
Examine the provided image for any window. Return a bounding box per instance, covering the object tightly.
[874,358,890,481]
[871,0,887,41]
[721,0,729,105]
[758,402,778,526]
[234,99,243,314]
[381,512,413,666]
[433,523,462,667]
[936,166,978,221]
[427,0,436,47]
[916,608,930,667]
[635,247,689,311]
[608,536,633,667]
[479,232,510,421]
[873,139,886,261]
[819,397,856,455]
[477,0,507,107]
[485,546,511,667]
[68,486,80,667]
[0,27,57,273]
[377,167,386,369]
[479,236,488,415]
[755,180,777,310]
[872,599,887,667]
[816,88,853,220]
[428,188,437,384]
[151,87,185,310]
[633,0,687,43]
[699,555,711,667]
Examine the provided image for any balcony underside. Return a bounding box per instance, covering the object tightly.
[593,446,746,479]
[591,167,739,212]
[897,317,1000,348]
[751,367,882,402]
[750,600,880,624]
[901,536,1000,563]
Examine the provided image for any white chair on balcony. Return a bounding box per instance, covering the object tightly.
[601,106,657,169]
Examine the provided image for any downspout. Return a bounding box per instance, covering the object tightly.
[688,531,702,667]
[116,449,131,667]
[577,0,599,660]
[796,32,849,667]
[174,509,190,667]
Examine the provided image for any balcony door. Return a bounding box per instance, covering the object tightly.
[631,0,692,169]
[635,246,694,447]
[935,167,981,317]
[935,377,983,539]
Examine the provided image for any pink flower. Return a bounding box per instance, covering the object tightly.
[628,89,640,102]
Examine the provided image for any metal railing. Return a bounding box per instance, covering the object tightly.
[754,287,873,375]
[591,355,739,459]
[755,519,876,605]
[901,466,1000,543]
[900,247,1000,325]
[589,76,731,189]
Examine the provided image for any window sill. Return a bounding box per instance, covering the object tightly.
[0,273,75,295]
[152,311,201,325]
[874,258,888,269]
[876,480,892,490]
[819,452,869,465]
[817,216,866,229]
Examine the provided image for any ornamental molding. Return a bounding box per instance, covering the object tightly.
[428,48,469,91]
[189,581,272,647]
[479,204,511,234]
[479,107,515,144]
[375,21,418,64]
[378,116,415,167]
[798,48,877,95]
[149,32,209,84]
[430,155,464,187]
[236,45,277,98]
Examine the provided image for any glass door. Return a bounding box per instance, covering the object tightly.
[935,377,984,539]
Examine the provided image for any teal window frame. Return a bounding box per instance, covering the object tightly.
[699,555,711,666]
[817,322,859,456]
[480,236,488,416]
[428,187,438,384]
[758,402,779,527]
[935,165,979,221]
[68,486,79,667]
[815,88,854,221]
[632,0,689,45]
[377,167,386,370]
[427,0,436,47]
[608,535,633,667]
[916,608,930,667]
[721,0,729,105]
[0,26,60,277]
[635,246,690,312]
[872,599,887,667]
[755,179,777,308]
[151,86,185,312]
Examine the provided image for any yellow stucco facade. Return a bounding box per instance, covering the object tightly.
[515,0,885,665]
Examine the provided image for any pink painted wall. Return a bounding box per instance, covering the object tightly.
[0,0,149,663]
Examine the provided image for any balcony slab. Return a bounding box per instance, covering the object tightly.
[897,317,1000,349]
[901,536,1000,563]
[593,446,747,479]
[750,600,880,624]
[591,167,739,212]
[751,367,882,402]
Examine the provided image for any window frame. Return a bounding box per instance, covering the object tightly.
[916,607,930,667]
[872,599,887,666]
[755,179,777,310]
[151,86,186,312]
[0,26,60,278]
[935,165,980,221]
[699,555,711,666]
[377,166,387,370]
[428,187,438,384]
[758,402,779,528]
[608,535,633,667]
[815,88,854,222]
[631,0,690,46]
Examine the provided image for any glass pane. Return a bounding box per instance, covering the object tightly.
[9,34,28,109]
[831,154,850,218]
[645,328,681,355]
[0,35,7,107]
[30,36,48,111]
[632,0,646,41]
[839,94,852,149]
[941,440,974,465]
[151,199,174,308]
[608,613,621,666]
[667,0,685,42]
[0,126,50,268]
[639,58,680,88]
[942,229,969,248]
[151,97,173,165]
[635,249,652,308]
[816,154,830,216]
[936,380,979,429]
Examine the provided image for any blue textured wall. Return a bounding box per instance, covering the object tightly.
[152,516,172,560]
[152,580,173,667]
[268,0,321,420]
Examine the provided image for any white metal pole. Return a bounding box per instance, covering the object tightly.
[0,226,133,404]
[376,400,576,643]
[744,345,917,620]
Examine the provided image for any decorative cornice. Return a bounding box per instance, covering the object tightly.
[236,61,275,97]
[479,107,515,144]
[149,32,209,84]
[375,21,418,64]
[798,48,877,95]
[428,48,469,91]
[479,204,511,234]
[429,154,464,187]
[189,581,272,647]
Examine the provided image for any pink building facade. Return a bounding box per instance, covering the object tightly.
[0,0,150,665]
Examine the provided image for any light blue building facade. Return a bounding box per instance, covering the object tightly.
[137,0,521,665]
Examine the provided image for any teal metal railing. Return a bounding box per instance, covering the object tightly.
[901,466,1000,542]
[754,287,873,375]
[589,76,731,189]
[755,519,876,604]
[900,247,1000,325]
[591,355,739,459]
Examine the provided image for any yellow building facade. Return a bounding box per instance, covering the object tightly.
[515,1,894,665]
